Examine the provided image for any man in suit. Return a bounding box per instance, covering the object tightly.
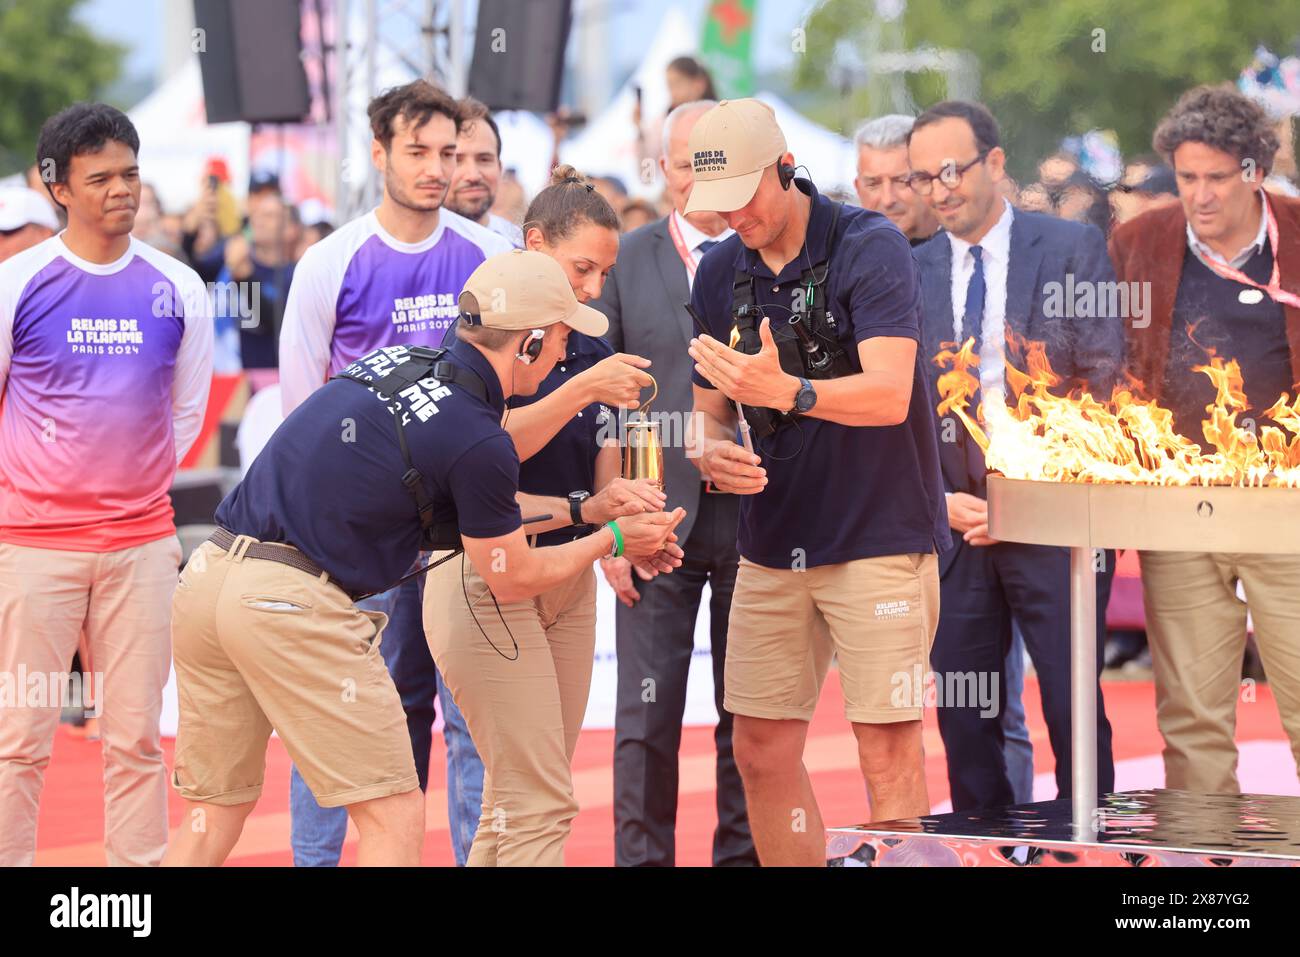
[1110,85,1300,794]
[908,101,1123,811]
[855,113,1034,801]
[592,99,757,866]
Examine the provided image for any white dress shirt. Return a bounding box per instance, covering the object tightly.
[949,199,1015,404]
[672,209,733,291]
[487,212,525,249]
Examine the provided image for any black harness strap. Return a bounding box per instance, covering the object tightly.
[733,200,844,322]
[329,345,554,603]
[332,346,488,549]
[728,201,850,438]
[798,200,842,324]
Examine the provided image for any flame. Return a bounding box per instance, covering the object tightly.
[933,338,1300,488]
[728,326,741,349]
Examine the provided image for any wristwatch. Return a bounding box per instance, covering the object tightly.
[791,376,817,414]
[568,490,591,527]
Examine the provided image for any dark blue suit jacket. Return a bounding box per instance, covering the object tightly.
[914,209,1126,573]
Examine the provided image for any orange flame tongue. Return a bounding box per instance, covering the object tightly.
[932,337,1300,488]
[934,337,989,452]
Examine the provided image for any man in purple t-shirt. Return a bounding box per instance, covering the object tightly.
[0,104,212,866]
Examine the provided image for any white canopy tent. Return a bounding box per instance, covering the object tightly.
[558,6,693,198]
[495,109,559,200]
[127,57,251,213]
[558,7,856,201]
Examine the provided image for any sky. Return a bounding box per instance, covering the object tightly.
[79,0,165,82]
[76,0,820,104]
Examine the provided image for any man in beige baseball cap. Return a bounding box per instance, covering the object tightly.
[684,98,789,216]
[684,98,945,867]
[164,247,684,868]
[683,98,809,260]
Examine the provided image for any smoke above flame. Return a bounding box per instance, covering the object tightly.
[933,338,1300,488]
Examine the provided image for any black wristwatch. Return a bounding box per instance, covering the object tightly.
[791,376,817,414]
[568,490,591,527]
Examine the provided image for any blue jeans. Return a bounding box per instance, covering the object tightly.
[1001,625,1035,804]
[289,570,484,866]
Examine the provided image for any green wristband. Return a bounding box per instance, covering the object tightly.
[605,520,625,559]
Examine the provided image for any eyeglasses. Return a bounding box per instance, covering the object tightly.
[908,151,990,195]
[857,173,914,193]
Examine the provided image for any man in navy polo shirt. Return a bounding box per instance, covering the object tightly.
[278,79,513,866]
[163,251,684,866]
[685,99,949,866]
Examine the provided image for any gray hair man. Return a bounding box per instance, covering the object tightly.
[854,114,939,244]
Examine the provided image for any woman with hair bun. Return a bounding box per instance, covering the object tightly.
[424,166,671,866]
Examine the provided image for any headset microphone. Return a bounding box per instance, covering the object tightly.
[517,328,545,364]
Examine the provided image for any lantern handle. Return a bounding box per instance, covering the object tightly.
[639,373,658,415]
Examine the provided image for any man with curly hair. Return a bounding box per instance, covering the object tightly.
[1109,84,1300,794]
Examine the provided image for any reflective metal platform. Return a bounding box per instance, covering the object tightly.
[826,790,1300,867]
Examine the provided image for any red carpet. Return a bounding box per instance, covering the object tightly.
[32,673,1296,866]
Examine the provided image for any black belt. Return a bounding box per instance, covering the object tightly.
[208,528,362,601]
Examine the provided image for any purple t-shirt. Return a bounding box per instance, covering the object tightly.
[278,207,514,415]
[0,235,212,552]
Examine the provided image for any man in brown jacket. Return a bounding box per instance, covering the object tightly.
[1109,84,1300,794]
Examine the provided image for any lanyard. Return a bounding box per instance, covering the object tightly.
[1195,194,1300,309]
[667,212,701,281]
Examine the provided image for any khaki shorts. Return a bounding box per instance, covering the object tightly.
[724,552,939,724]
[170,539,418,807]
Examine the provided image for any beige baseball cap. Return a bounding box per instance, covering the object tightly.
[458,249,608,336]
[684,99,788,214]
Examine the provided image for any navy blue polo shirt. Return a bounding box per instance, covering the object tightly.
[510,332,615,547]
[1163,241,1293,449]
[690,178,950,569]
[215,338,522,595]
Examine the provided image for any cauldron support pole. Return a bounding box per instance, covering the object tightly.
[1070,545,1098,840]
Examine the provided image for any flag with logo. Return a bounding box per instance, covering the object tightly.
[700,0,756,99]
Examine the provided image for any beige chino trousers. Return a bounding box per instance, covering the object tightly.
[1139,550,1300,793]
[424,552,596,866]
[0,536,181,866]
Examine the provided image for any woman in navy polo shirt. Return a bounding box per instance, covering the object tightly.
[424,167,664,866]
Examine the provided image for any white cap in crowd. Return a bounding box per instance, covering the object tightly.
[0,188,59,232]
